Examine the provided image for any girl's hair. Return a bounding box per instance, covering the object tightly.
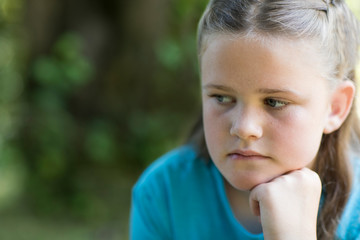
[189,0,360,239]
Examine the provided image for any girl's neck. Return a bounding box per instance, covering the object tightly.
[224,180,263,234]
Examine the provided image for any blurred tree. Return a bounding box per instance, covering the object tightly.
[14,0,208,220]
[0,0,27,210]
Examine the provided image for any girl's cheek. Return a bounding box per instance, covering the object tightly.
[272,111,322,166]
[269,106,306,130]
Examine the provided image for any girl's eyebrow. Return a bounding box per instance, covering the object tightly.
[202,84,235,92]
[256,88,303,98]
[202,84,300,96]
[257,88,297,95]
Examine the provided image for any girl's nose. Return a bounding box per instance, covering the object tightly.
[229,107,263,140]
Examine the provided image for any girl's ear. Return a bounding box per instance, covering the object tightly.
[323,80,355,134]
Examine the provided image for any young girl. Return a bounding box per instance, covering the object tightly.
[130,0,360,239]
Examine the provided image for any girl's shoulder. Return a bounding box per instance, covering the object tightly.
[337,154,360,239]
[133,144,211,193]
[350,152,360,185]
[130,145,214,239]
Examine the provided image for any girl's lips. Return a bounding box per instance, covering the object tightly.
[227,150,269,160]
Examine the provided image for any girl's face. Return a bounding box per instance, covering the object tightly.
[201,36,333,191]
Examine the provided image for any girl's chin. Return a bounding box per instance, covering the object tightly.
[227,176,274,191]
[231,182,260,191]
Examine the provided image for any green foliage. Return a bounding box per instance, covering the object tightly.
[156,38,183,71]
[0,143,26,209]
[23,32,95,214]
[0,0,26,212]
[0,0,23,24]
[33,33,93,94]
[84,120,118,164]
[127,111,189,165]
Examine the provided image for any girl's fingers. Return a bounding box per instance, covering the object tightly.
[248,168,322,240]
[249,197,261,217]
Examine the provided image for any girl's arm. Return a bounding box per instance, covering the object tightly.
[130,182,172,240]
[249,168,322,240]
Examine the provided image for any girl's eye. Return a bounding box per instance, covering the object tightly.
[212,95,234,104]
[264,98,288,109]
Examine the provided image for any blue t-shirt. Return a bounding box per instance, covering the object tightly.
[130,145,360,239]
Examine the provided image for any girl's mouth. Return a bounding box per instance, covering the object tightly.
[227,150,269,160]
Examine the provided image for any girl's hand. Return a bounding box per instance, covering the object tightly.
[249,168,322,240]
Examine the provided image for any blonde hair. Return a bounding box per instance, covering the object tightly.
[193,0,360,238]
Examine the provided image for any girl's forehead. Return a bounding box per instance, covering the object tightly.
[202,34,323,68]
[200,33,334,94]
[202,33,319,57]
[200,33,330,83]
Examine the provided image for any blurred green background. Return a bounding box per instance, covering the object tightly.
[0,0,359,239]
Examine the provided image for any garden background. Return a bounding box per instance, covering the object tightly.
[0,0,359,239]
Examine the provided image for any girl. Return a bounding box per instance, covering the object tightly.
[130,0,360,239]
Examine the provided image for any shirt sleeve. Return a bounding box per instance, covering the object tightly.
[129,178,171,240]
